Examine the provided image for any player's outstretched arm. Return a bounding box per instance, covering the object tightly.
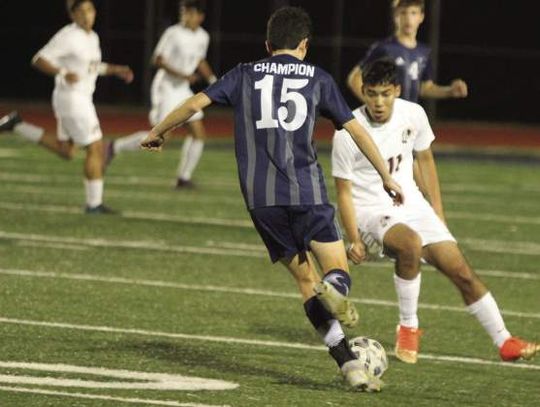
[343,119,404,205]
[420,79,468,99]
[100,63,134,83]
[141,92,212,151]
[335,177,367,264]
[347,66,365,103]
[415,148,445,222]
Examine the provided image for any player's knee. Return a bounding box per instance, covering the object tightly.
[60,147,76,160]
[394,233,422,262]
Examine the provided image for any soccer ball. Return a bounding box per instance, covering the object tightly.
[349,336,388,378]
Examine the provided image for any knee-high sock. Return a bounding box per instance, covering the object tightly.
[14,122,44,143]
[113,131,148,154]
[304,296,344,347]
[393,273,421,328]
[177,136,204,181]
[84,178,103,208]
[467,292,511,347]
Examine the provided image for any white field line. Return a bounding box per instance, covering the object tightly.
[0,386,228,407]
[448,211,540,226]
[0,148,20,158]
[0,317,539,371]
[2,230,540,280]
[442,184,540,194]
[3,185,244,206]
[1,268,538,320]
[0,202,253,228]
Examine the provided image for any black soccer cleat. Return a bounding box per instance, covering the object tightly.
[0,111,22,132]
[175,178,196,189]
[85,204,118,215]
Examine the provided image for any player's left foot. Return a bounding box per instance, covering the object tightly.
[499,337,540,361]
[314,281,359,328]
[175,178,196,189]
[395,325,423,364]
[85,204,118,215]
[340,359,383,392]
[0,111,21,132]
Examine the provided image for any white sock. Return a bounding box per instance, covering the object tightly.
[322,319,345,348]
[113,131,148,154]
[394,273,421,328]
[467,292,511,347]
[177,137,204,181]
[84,178,103,208]
[14,122,44,143]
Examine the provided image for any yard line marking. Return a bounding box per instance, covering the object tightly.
[0,386,228,407]
[1,268,538,319]
[2,230,540,277]
[15,241,90,251]
[0,361,237,391]
[0,317,539,371]
[448,211,540,226]
[461,237,540,256]
[0,202,253,228]
[0,148,20,158]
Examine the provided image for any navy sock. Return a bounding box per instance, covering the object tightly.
[304,296,333,330]
[323,269,351,296]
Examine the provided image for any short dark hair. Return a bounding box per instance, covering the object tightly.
[180,0,206,13]
[66,0,92,13]
[362,59,399,87]
[392,0,425,12]
[267,7,312,51]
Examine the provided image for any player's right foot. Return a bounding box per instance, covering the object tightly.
[340,359,383,392]
[85,204,118,215]
[395,325,423,364]
[499,337,540,361]
[314,281,359,328]
[0,111,21,132]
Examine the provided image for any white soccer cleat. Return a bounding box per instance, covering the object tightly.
[340,359,383,392]
[314,281,359,328]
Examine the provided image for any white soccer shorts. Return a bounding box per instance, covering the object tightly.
[149,82,203,126]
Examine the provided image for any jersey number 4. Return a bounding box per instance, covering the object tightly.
[255,74,309,131]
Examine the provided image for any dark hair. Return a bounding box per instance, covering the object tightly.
[66,0,92,13]
[180,0,206,13]
[392,0,425,12]
[362,59,399,87]
[267,7,312,51]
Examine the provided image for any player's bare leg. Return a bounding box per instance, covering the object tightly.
[176,120,206,189]
[39,134,77,160]
[83,140,115,214]
[281,251,380,391]
[423,241,539,361]
[383,224,423,363]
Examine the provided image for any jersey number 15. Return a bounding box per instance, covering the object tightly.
[255,74,309,132]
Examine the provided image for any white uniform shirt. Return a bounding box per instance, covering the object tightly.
[332,98,435,210]
[34,23,102,96]
[152,24,210,88]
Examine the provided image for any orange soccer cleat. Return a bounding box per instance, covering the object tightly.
[395,325,423,364]
[499,337,540,361]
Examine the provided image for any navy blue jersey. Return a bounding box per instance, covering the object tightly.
[360,36,433,102]
[204,54,354,209]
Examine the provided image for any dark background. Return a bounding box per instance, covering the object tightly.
[1,0,539,124]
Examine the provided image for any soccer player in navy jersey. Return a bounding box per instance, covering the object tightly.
[141,6,404,391]
[347,0,467,103]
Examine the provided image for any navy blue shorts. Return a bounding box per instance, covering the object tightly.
[249,204,342,263]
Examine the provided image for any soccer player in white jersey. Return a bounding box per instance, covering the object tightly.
[106,0,217,189]
[332,59,539,364]
[0,0,133,213]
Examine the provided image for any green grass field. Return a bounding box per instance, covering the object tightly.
[0,134,538,407]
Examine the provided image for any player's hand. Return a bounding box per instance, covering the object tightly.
[140,131,166,151]
[186,73,201,84]
[450,79,468,98]
[383,177,404,205]
[116,66,134,84]
[64,72,79,84]
[347,240,367,265]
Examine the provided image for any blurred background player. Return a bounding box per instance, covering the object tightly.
[332,59,539,364]
[140,6,404,391]
[346,0,467,192]
[0,0,133,214]
[106,0,217,189]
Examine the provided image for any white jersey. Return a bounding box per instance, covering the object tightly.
[152,23,210,89]
[34,23,102,96]
[332,98,435,210]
